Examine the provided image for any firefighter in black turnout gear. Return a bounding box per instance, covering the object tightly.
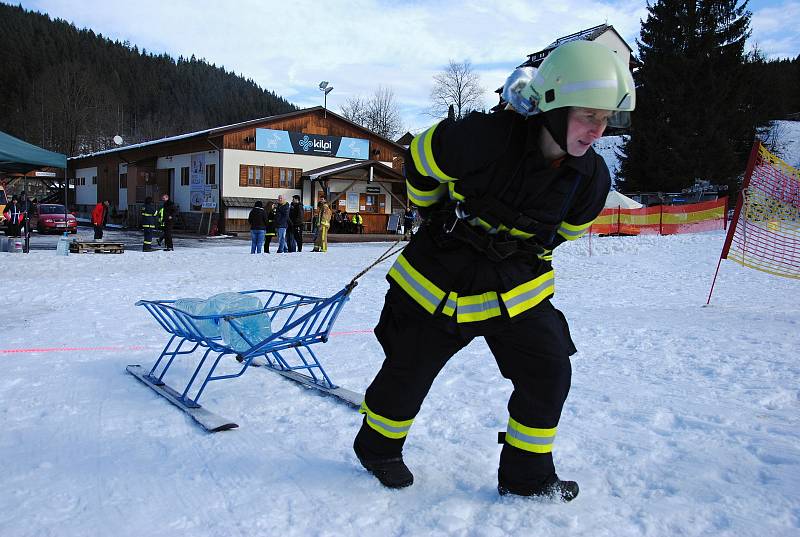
[353,41,635,501]
[141,196,158,252]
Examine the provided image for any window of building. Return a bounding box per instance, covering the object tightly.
[278,167,299,188]
[119,173,128,189]
[362,193,386,214]
[181,167,190,186]
[92,176,97,185]
[206,163,216,185]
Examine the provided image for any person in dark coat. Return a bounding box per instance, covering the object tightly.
[288,195,304,252]
[3,196,23,237]
[91,200,110,241]
[274,195,291,253]
[248,201,267,254]
[403,206,416,240]
[263,201,277,253]
[141,197,158,251]
[156,194,177,251]
[352,41,635,501]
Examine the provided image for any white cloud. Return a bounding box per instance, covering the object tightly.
[18,0,797,133]
[750,1,800,59]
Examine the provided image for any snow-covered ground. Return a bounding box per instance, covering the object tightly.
[1,230,798,537]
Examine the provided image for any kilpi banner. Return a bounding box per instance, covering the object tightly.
[255,128,370,160]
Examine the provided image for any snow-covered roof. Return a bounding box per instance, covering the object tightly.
[303,159,403,181]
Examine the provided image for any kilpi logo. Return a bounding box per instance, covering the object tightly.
[299,135,313,151]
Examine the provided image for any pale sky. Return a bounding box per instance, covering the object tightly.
[17,0,800,134]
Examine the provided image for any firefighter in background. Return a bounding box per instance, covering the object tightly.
[141,196,158,251]
[352,41,635,501]
[156,193,177,251]
[312,199,332,252]
[351,212,364,234]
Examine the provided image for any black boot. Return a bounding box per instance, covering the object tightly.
[353,438,413,489]
[353,418,413,489]
[497,443,577,501]
[498,474,579,502]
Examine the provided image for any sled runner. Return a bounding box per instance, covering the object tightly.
[128,283,362,432]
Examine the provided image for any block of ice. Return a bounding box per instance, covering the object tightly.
[206,292,272,352]
[172,298,209,335]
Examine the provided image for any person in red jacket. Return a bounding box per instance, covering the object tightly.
[91,200,110,240]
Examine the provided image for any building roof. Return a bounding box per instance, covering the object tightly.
[396,132,414,146]
[303,159,405,182]
[68,106,406,161]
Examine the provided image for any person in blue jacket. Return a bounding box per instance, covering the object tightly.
[275,195,292,253]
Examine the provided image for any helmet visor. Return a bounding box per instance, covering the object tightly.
[608,110,631,129]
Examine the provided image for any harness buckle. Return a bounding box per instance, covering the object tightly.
[443,203,468,234]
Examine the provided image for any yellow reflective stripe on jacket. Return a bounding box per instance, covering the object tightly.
[407,180,447,207]
[447,181,465,201]
[557,219,594,241]
[505,226,535,239]
[500,270,555,318]
[537,249,553,261]
[467,217,495,233]
[456,292,502,323]
[505,417,557,453]
[388,254,446,314]
[359,401,414,439]
[442,291,458,317]
[410,123,457,183]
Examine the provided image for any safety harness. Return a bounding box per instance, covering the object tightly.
[428,173,583,262]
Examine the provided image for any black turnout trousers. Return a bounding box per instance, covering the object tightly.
[358,288,576,487]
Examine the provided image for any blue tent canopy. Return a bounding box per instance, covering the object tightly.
[0,130,67,173]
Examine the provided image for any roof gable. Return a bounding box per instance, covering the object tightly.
[69,106,404,161]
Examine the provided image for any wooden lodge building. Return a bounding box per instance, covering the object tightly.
[67,107,408,234]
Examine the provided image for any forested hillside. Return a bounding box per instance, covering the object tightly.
[0,3,297,156]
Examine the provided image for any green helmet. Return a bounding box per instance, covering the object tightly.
[504,40,635,127]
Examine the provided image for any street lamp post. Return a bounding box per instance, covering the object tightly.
[319,81,334,118]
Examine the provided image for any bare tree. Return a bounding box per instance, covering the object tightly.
[340,96,369,128]
[429,59,485,120]
[340,86,403,140]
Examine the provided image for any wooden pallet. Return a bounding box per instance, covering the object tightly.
[69,241,125,254]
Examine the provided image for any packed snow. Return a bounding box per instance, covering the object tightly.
[1,228,798,537]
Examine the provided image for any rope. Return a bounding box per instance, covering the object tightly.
[346,239,407,291]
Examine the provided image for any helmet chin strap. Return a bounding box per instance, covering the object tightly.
[542,108,571,154]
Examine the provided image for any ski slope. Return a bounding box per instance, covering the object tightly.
[1,230,797,537]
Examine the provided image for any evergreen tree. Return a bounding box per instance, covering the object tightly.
[618,1,755,196]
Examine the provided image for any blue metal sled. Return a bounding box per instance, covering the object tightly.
[128,283,364,432]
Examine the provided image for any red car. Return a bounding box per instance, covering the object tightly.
[33,204,78,234]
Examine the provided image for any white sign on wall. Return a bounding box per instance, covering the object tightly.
[346,192,360,213]
[190,153,205,187]
[190,153,206,211]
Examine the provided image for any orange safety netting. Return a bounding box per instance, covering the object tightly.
[721,143,800,279]
[590,198,727,236]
